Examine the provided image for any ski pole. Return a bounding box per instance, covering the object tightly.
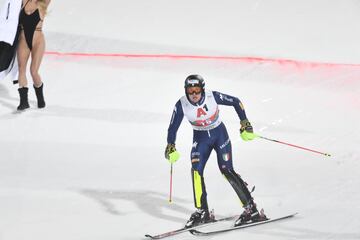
[257,135,331,157]
[169,163,173,203]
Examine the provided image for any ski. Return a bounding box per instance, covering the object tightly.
[144,215,238,239]
[191,212,298,236]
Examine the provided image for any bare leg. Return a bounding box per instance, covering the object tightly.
[30,33,46,108]
[30,33,45,87]
[17,32,31,88]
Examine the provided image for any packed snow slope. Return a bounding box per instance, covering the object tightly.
[0,1,359,240]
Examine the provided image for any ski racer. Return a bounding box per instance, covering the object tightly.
[165,74,267,227]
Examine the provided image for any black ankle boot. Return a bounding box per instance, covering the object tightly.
[17,87,30,111]
[34,83,45,108]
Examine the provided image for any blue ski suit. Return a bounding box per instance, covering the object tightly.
[167,90,255,210]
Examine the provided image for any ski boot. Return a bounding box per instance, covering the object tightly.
[234,202,267,226]
[185,209,214,228]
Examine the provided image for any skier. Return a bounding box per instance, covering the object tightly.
[165,74,267,228]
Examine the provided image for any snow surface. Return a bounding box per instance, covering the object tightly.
[0,1,360,240]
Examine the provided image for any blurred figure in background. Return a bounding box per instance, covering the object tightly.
[0,0,21,82]
[17,0,50,110]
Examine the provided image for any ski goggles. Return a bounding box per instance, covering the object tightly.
[186,87,202,95]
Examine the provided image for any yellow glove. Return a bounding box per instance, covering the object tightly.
[240,119,258,141]
[165,144,180,163]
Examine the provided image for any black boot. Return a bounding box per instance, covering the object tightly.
[234,202,267,226]
[34,83,45,108]
[185,209,214,228]
[17,87,30,111]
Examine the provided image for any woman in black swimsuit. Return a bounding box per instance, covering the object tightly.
[17,0,50,110]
